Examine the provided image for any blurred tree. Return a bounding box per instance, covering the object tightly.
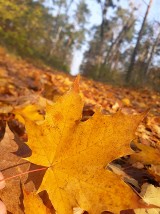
[143,26,160,88]
[53,0,90,65]
[0,0,159,90]
[81,1,136,83]
[126,0,153,83]
[0,0,90,72]
[80,0,118,79]
[0,0,56,65]
[96,0,115,39]
[99,6,135,78]
[81,0,159,90]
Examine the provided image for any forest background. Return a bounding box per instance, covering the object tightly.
[0,0,160,91]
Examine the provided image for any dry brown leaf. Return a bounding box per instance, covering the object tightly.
[0,125,30,214]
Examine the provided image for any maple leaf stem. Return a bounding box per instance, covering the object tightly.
[0,167,48,182]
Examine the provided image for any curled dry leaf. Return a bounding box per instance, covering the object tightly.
[21,78,147,214]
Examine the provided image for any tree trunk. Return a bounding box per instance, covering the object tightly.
[99,18,135,78]
[126,0,153,83]
[145,30,160,76]
[54,0,74,44]
[104,19,134,65]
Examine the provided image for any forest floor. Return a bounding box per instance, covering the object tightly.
[0,46,160,213]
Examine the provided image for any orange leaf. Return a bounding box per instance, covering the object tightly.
[23,188,51,214]
[24,78,146,214]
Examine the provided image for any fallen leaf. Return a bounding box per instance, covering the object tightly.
[23,80,146,214]
[23,188,52,214]
[0,125,30,214]
[134,208,160,214]
[14,104,44,124]
[130,142,160,165]
[134,183,160,214]
[122,98,131,106]
[140,183,160,206]
[148,165,160,183]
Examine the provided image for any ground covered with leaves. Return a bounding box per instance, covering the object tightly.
[0,47,160,214]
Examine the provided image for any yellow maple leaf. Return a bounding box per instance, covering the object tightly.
[24,79,145,214]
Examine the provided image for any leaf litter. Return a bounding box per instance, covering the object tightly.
[0,47,160,213]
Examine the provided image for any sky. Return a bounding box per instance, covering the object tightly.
[70,0,160,75]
